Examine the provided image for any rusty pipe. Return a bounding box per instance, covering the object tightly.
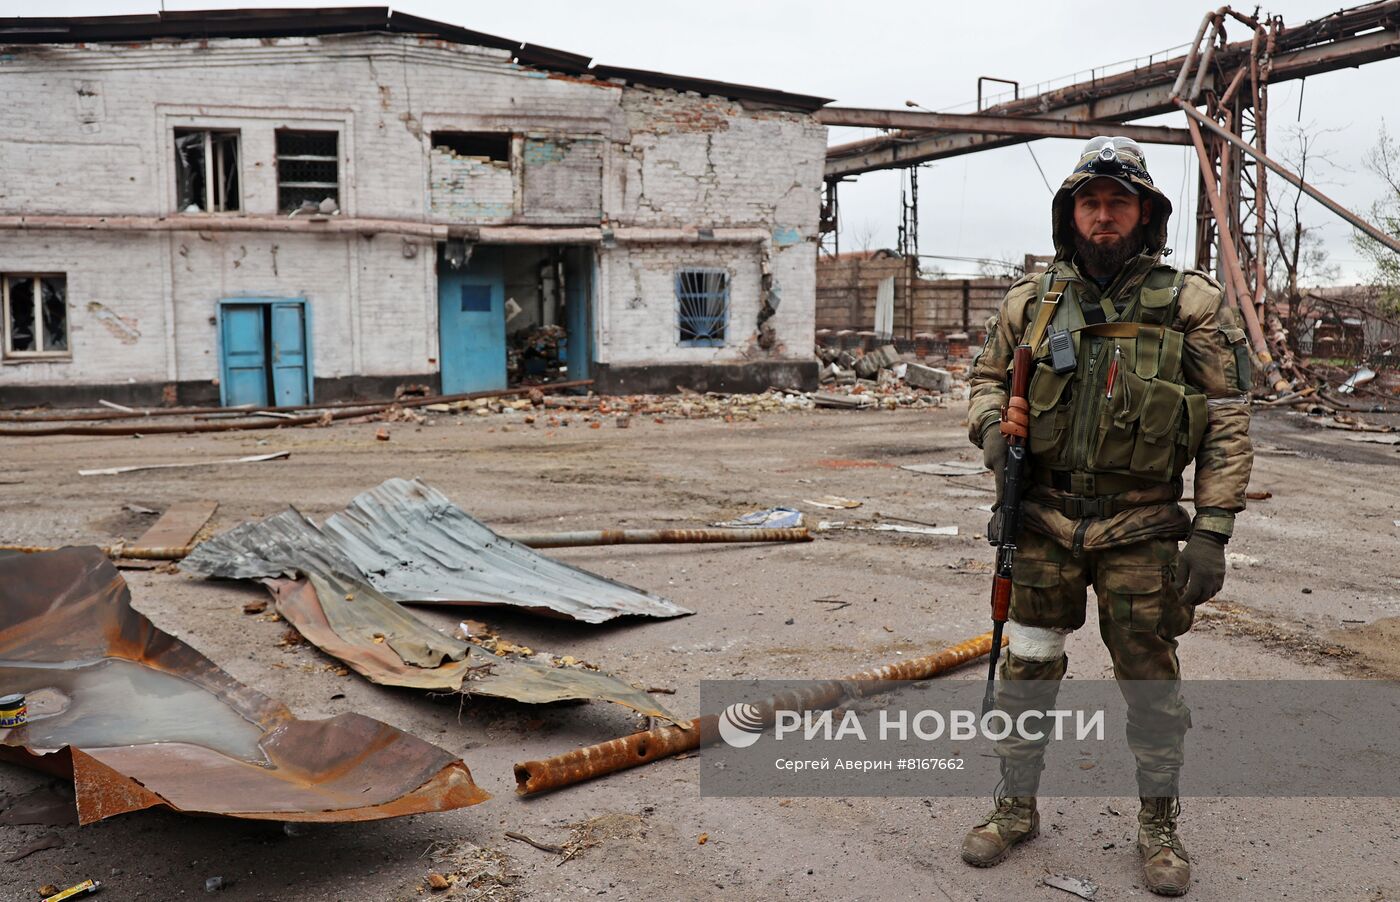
[1183,116,1290,391]
[513,631,1000,796]
[507,528,812,548]
[0,381,596,435]
[1170,10,1217,99]
[0,381,593,424]
[1188,16,1225,103]
[0,526,810,561]
[1178,99,1400,254]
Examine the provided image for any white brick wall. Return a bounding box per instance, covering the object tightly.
[0,34,827,393]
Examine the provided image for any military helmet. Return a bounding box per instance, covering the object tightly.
[1051,135,1173,259]
[1071,136,1153,195]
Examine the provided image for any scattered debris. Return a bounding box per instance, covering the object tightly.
[122,503,158,515]
[1042,874,1098,899]
[0,547,489,824]
[41,879,101,902]
[802,495,862,510]
[182,478,690,623]
[375,427,391,441]
[818,521,959,537]
[78,450,289,477]
[1346,433,1400,444]
[204,876,226,893]
[130,500,218,554]
[713,507,803,529]
[1337,367,1377,394]
[263,575,679,720]
[901,460,988,477]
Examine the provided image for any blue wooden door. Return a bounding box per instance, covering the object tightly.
[564,247,593,382]
[221,304,269,407]
[438,248,506,394]
[269,302,309,406]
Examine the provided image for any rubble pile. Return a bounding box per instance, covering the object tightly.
[410,346,968,429]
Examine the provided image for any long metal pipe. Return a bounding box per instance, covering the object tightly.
[1183,115,1289,393]
[508,528,812,548]
[816,108,1190,145]
[1177,99,1400,254]
[0,527,811,561]
[0,215,770,246]
[1189,16,1224,103]
[513,631,999,795]
[0,381,596,435]
[1170,10,1217,98]
[0,380,593,423]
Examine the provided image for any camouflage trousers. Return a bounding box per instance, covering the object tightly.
[994,529,1192,798]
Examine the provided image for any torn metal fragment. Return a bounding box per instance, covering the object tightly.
[265,575,678,722]
[0,547,489,825]
[182,478,690,623]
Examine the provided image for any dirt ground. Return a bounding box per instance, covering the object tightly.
[1,400,1398,901]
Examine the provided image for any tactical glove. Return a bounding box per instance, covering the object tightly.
[1174,531,1227,607]
[981,421,1008,503]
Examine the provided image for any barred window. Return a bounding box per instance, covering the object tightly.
[174,128,241,212]
[3,274,68,358]
[676,269,729,347]
[277,130,340,214]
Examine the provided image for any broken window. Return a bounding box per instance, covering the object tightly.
[4,275,68,357]
[276,129,340,214]
[431,131,511,162]
[174,128,241,212]
[676,269,729,347]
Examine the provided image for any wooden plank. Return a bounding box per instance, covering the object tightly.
[133,500,218,552]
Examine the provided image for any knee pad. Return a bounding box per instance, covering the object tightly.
[1007,621,1070,661]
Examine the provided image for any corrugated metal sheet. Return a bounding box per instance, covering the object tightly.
[0,548,489,825]
[183,478,691,623]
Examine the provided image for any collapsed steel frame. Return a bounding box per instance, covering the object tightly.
[819,1,1400,387]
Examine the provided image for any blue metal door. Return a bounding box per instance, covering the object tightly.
[564,247,593,382]
[270,302,309,406]
[438,247,506,394]
[220,304,269,407]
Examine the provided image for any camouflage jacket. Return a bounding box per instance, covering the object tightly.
[967,258,1253,551]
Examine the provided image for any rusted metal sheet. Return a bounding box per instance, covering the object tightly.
[265,576,678,722]
[514,632,999,795]
[182,478,691,623]
[0,547,489,825]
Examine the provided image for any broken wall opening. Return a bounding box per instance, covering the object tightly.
[174,128,241,213]
[436,244,593,394]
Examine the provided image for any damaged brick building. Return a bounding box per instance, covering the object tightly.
[0,9,829,406]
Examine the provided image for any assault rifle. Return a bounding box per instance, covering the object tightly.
[981,343,1033,717]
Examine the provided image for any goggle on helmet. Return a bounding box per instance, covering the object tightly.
[1073,136,1153,185]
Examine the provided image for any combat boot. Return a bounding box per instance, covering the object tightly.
[960,795,1038,867]
[1138,797,1191,896]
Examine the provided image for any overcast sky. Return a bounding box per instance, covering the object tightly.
[17,0,1399,283]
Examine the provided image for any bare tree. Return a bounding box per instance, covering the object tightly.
[1354,121,1400,315]
[1265,123,1340,355]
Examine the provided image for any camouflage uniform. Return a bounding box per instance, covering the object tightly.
[960,137,1254,893]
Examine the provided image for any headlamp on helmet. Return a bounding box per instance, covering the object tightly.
[1074,136,1152,185]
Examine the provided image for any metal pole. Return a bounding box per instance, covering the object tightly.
[1178,100,1400,254]
[514,631,1000,795]
[1185,116,1291,391]
[504,528,812,548]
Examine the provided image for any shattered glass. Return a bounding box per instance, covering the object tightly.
[7,277,35,352]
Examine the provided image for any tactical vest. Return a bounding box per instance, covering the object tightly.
[1023,265,1209,486]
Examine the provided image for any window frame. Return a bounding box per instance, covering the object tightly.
[675,267,731,348]
[275,128,341,214]
[173,127,243,214]
[2,273,71,361]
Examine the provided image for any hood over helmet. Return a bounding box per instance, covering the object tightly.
[1051,136,1173,264]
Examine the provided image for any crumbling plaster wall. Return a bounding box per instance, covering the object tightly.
[0,34,825,391]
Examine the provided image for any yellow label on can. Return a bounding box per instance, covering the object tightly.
[0,701,26,728]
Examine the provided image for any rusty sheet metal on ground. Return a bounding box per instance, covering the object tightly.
[0,547,489,824]
[514,632,998,795]
[264,576,678,722]
[131,500,217,551]
[182,477,690,623]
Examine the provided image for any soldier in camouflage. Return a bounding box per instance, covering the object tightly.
[959,136,1254,896]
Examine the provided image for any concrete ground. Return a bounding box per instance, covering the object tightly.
[1,401,1398,901]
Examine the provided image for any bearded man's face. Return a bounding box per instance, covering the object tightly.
[1071,178,1151,276]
